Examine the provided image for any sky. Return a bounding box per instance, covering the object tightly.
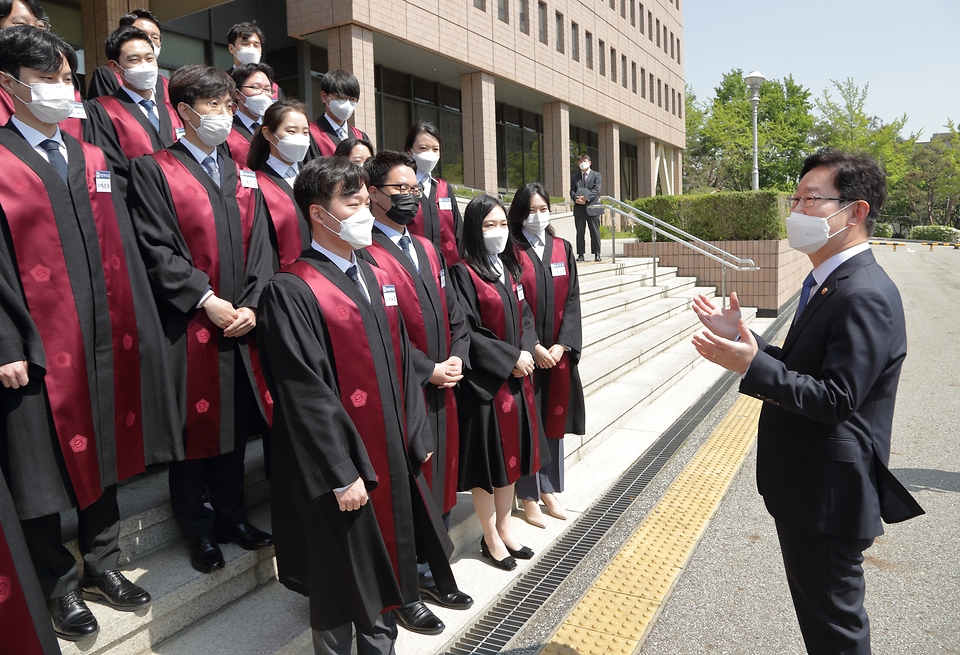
[683,0,960,141]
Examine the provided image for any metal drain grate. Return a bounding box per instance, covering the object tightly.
[444,309,795,655]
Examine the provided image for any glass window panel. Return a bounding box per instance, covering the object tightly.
[381,96,411,152]
[505,125,524,190]
[503,104,521,127]
[440,85,461,111]
[440,110,464,184]
[158,32,206,69]
[381,68,411,98]
[414,103,440,129]
[413,77,438,105]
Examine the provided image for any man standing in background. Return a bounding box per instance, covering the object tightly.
[570,154,602,262]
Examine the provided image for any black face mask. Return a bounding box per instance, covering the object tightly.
[383,192,420,225]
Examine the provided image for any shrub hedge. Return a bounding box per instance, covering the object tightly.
[627,191,787,242]
[872,223,893,238]
[908,224,960,242]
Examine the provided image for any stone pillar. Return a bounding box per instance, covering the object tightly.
[597,122,620,201]
[674,148,683,195]
[542,102,570,202]
[461,72,498,193]
[82,0,143,71]
[326,24,376,148]
[296,40,314,120]
[638,136,658,197]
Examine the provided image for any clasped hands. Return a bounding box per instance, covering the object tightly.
[534,343,566,369]
[203,295,256,337]
[690,292,758,376]
[512,350,535,377]
[429,356,463,389]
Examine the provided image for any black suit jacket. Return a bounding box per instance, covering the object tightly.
[570,169,603,217]
[740,249,921,540]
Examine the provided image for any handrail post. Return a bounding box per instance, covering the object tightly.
[611,209,617,264]
[722,265,727,309]
[652,226,657,286]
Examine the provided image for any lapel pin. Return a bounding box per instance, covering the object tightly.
[820,287,828,295]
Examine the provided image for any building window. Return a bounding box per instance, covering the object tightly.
[498,0,508,22]
[657,78,661,107]
[676,38,680,64]
[621,141,639,200]
[630,0,635,26]
[664,25,668,53]
[656,19,660,47]
[621,55,627,88]
[570,126,599,172]
[620,0,626,19]
[585,31,593,69]
[609,0,615,9]
[519,0,529,33]
[610,48,616,83]
[649,73,654,102]
[556,12,564,52]
[598,39,605,75]
[648,12,653,40]
[639,3,644,33]
[496,102,544,192]
[678,95,682,118]
[538,2,548,44]
[571,22,579,61]
[631,60,636,92]
[670,31,674,58]
[474,0,484,9]
[640,67,646,97]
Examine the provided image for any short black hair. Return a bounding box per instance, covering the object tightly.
[461,194,522,283]
[0,0,48,24]
[363,149,415,188]
[105,26,152,62]
[334,136,375,160]
[0,26,76,81]
[118,9,160,32]
[295,156,368,217]
[577,154,591,161]
[403,120,442,152]
[800,148,887,236]
[230,62,274,88]
[321,69,360,99]
[227,22,265,46]
[168,64,235,110]
[507,182,555,239]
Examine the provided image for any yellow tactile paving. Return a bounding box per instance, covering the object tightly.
[539,395,762,655]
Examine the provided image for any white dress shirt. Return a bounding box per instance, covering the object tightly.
[522,228,546,260]
[310,240,369,302]
[374,221,420,273]
[416,170,432,199]
[120,85,158,122]
[324,113,348,139]
[236,109,259,132]
[807,241,871,296]
[266,154,298,187]
[12,116,67,165]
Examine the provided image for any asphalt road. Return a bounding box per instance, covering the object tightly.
[639,245,960,655]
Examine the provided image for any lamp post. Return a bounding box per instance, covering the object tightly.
[744,70,765,191]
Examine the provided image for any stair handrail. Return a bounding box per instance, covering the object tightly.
[600,196,759,307]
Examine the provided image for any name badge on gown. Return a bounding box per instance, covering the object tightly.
[516,284,525,302]
[551,261,567,277]
[95,170,111,193]
[439,268,446,289]
[239,170,259,189]
[68,102,87,120]
[438,197,452,211]
[175,127,186,140]
[382,284,398,307]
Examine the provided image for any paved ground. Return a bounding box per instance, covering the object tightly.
[639,245,960,654]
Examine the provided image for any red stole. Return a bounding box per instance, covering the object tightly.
[284,260,406,578]
[0,140,145,508]
[0,523,46,655]
[366,236,460,512]
[256,170,303,268]
[309,121,364,157]
[106,72,178,126]
[96,96,160,158]
[409,178,459,264]
[0,88,83,141]
[464,266,541,482]
[520,237,572,439]
[226,127,252,168]
[150,150,269,457]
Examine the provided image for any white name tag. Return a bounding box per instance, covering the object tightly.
[68,101,86,120]
[516,284,525,302]
[382,284,398,307]
[551,261,567,277]
[438,197,452,211]
[439,268,446,289]
[175,127,185,140]
[239,170,259,189]
[95,170,111,193]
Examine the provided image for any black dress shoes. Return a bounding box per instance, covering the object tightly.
[81,570,151,610]
[419,585,474,610]
[594,254,602,262]
[480,537,517,571]
[576,254,585,262]
[506,544,535,560]
[188,532,225,573]
[394,600,445,635]
[214,522,273,550]
[50,589,99,641]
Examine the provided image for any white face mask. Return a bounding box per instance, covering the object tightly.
[785,204,854,255]
[153,44,162,59]
[9,77,75,124]
[272,133,310,163]
[483,226,510,255]
[187,105,233,147]
[119,61,158,92]
[412,150,439,175]
[579,161,591,171]
[239,91,273,118]
[320,204,375,249]
[234,46,261,65]
[328,98,356,122]
[524,211,551,235]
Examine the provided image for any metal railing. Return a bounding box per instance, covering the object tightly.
[601,197,760,307]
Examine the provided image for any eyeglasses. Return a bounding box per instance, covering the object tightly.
[379,183,422,197]
[239,85,271,95]
[786,194,852,209]
[200,99,239,115]
[328,92,359,104]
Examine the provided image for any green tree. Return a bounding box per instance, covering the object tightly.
[887,124,960,228]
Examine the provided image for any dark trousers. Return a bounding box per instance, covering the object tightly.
[575,213,601,255]
[516,437,564,501]
[20,484,120,599]
[775,520,875,655]
[313,612,397,655]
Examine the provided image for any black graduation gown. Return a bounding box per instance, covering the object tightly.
[518,234,586,436]
[0,124,180,519]
[359,229,471,511]
[84,88,179,197]
[418,177,463,256]
[0,467,61,655]
[257,252,456,630]
[255,163,311,271]
[449,262,548,492]
[127,141,273,454]
[305,115,369,162]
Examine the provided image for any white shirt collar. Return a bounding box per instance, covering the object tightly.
[324,112,346,134]
[266,154,296,179]
[523,228,546,246]
[373,220,406,242]
[810,241,871,290]
[311,239,357,273]
[11,115,62,149]
[416,170,431,184]
[179,136,216,166]
[236,109,259,131]
[120,84,155,105]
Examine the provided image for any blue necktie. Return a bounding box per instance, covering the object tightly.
[398,235,419,273]
[140,99,159,132]
[346,265,368,303]
[202,156,220,187]
[794,272,817,322]
[40,139,68,186]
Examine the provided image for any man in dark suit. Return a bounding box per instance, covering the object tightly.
[570,154,603,262]
[691,148,923,655]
